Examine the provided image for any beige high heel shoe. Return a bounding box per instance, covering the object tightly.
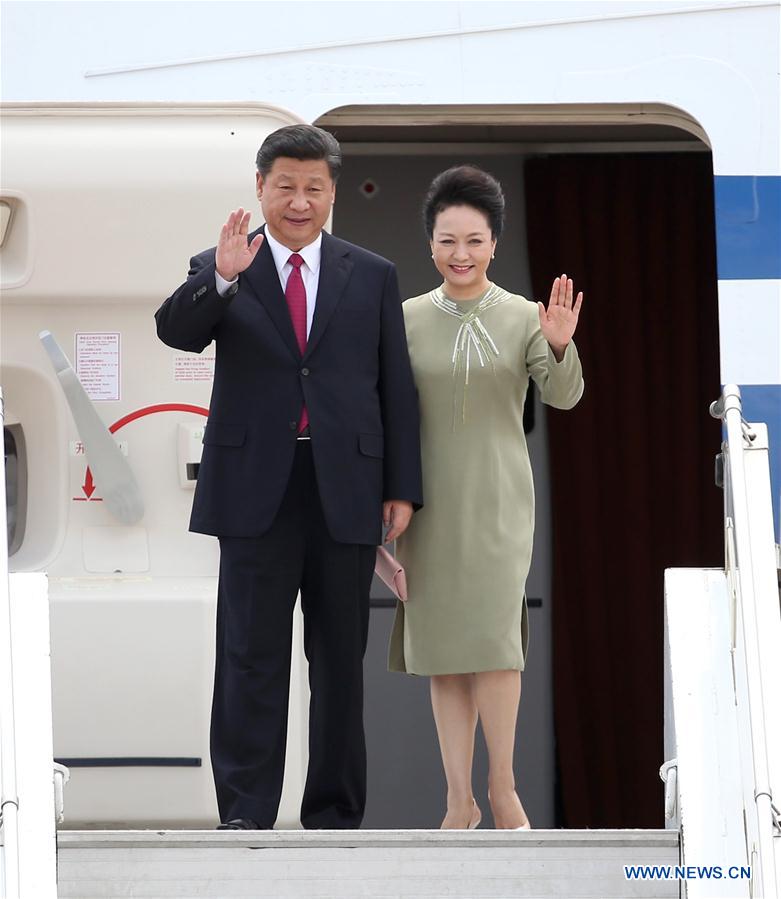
[440,799,482,830]
[487,790,529,829]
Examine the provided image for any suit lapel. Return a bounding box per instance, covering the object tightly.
[242,226,302,361]
[304,232,353,361]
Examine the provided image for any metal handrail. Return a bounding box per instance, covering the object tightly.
[0,385,21,898]
[710,383,780,898]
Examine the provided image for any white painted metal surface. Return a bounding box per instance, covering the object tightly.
[716,280,781,386]
[3,2,779,176]
[2,573,57,898]
[664,568,749,898]
[48,578,308,829]
[56,829,680,899]
[711,386,781,898]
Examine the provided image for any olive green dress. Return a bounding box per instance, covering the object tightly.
[388,284,584,676]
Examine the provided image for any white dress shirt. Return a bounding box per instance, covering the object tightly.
[215,228,322,338]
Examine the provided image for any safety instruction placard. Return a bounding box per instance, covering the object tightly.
[174,353,215,382]
[75,332,120,402]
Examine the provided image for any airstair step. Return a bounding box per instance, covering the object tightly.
[57,828,679,898]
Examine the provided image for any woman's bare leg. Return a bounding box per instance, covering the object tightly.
[430,673,481,828]
[474,669,530,829]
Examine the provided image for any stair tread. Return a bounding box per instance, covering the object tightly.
[57,829,680,898]
[58,827,680,850]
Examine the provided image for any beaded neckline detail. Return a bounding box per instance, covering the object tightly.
[429,283,512,427]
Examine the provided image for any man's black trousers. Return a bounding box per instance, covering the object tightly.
[210,440,376,829]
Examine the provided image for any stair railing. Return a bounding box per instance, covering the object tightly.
[710,383,781,898]
[0,385,21,898]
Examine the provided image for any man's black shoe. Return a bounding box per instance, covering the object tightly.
[216,818,262,830]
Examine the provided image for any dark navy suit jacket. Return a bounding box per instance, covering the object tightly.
[155,227,423,545]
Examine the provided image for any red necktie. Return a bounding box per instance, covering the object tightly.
[286,253,309,434]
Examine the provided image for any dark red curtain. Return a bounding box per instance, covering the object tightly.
[524,153,723,827]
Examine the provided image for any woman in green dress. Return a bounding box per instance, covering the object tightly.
[389,166,584,830]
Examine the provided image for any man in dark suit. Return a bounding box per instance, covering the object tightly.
[155,125,422,830]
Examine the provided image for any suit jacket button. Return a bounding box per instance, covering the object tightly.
[301,367,310,376]
[289,421,297,430]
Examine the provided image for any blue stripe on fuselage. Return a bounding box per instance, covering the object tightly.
[715,177,781,280]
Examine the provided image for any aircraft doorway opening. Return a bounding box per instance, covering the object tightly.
[315,104,723,829]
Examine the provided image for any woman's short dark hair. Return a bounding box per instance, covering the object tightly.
[256,124,342,182]
[423,165,505,239]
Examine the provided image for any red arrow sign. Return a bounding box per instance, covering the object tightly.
[82,468,96,499]
[79,403,209,502]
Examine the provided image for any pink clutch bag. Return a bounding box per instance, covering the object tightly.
[375,546,408,602]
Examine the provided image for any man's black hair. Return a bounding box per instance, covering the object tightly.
[256,124,341,182]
